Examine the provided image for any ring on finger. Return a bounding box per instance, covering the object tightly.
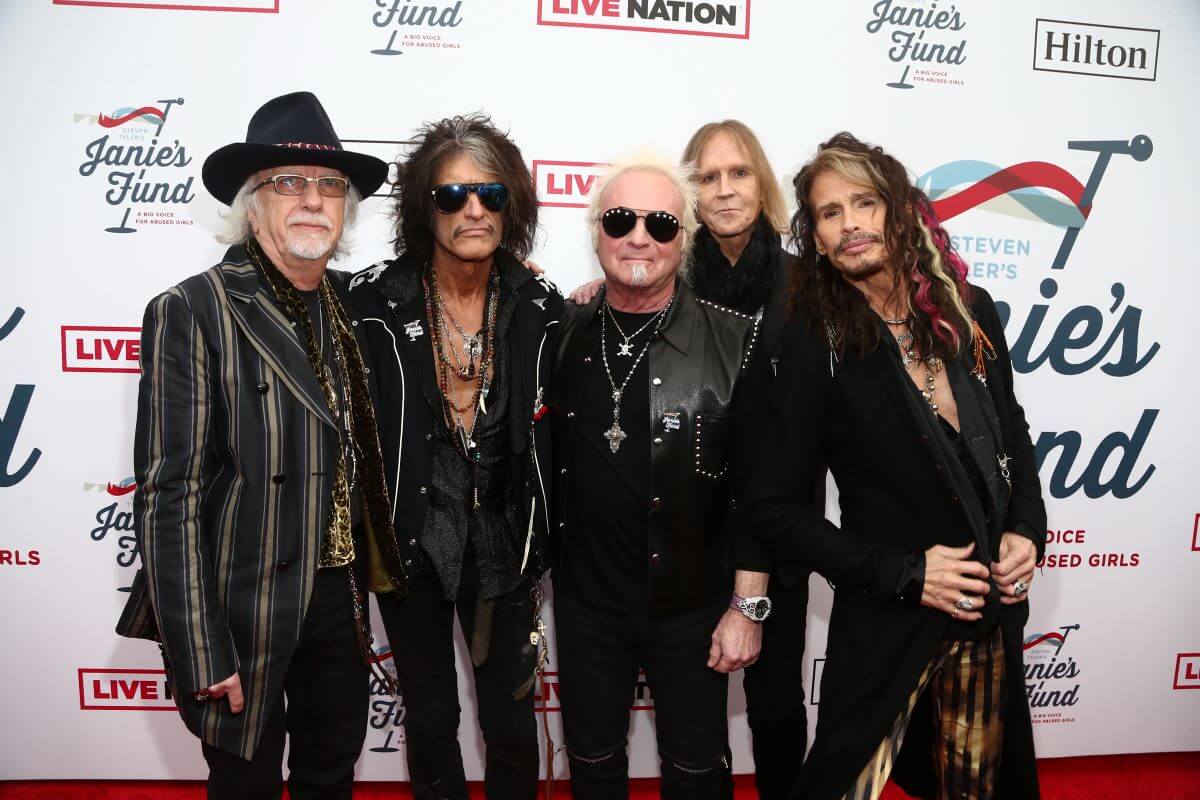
[955,596,975,612]
[1013,580,1029,597]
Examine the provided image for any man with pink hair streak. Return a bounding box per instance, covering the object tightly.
[736,132,1046,800]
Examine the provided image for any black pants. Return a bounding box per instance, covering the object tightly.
[201,565,369,800]
[376,557,538,800]
[554,589,732,800]
[742,577,809,800]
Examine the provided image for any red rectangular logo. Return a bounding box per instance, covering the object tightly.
[533,670,654,711]
[1174,654,1200,690]
[532,160,608,208]
[78,668,176,710]
[536,0,750,39]
[61,326,141,373]
[53,0,277,12]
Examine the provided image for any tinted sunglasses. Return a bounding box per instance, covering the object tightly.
[600,207,680,243]
[430,182,510,214]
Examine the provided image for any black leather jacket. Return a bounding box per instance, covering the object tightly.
[347,252,563,590]
[550,280,759,615]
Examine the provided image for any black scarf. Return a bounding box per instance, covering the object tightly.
[689,214,779,314]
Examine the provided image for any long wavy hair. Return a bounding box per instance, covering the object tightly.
[390,113,538,263]
[790,132,974,362]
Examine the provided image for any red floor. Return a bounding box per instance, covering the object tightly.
[2,753,1198,799]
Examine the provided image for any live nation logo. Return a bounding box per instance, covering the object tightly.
[78,668,175,711]
[84,475,139,592]
[864,0,968,90]
[537,0,750,39]
[532,160,608,209]
[62,326,141,374]
[53,0,277,12]
[533,670,654,711]
[368,0,465,56]
[1173,654,1200,690]
[75,98,195,234]
[1024,624,1082,725]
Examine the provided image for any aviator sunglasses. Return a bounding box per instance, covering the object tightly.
[600,207,680,243]
[430,182,510,214]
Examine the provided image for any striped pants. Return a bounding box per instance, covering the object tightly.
[843,629,1007,800]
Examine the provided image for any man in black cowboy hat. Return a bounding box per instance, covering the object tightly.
[117,91,404,799]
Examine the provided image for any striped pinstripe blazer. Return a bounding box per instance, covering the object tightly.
[117,244,372,759]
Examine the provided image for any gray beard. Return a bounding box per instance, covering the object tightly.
[287,232,334,261]
[629,264,648,286]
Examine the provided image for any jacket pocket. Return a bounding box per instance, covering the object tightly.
[694,413,731,479]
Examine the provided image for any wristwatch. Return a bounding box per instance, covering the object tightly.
[731,593,772,622]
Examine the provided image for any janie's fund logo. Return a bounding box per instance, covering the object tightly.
[865,0,967,89]
[75,98,195,233]
[369,0,465,56]
[1023,624,1082,725]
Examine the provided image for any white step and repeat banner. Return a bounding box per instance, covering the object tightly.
[2,0,1198,781]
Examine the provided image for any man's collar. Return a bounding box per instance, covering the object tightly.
[582,277,695,355]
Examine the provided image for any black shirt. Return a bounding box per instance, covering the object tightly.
[559,306,660,612]
[418,272,523,601]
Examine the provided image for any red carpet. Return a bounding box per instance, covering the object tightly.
[2,753,1198,799]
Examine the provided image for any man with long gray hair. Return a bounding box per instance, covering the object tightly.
[550,156,761,798]
[117,92,403,799]
[348,113,561,800]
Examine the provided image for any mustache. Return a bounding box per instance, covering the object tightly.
[453,223,496,238]
[287,212,333,230]
[836,233,881,254]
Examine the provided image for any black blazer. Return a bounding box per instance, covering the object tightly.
[736,285,1046,799]
[346,252,563,586]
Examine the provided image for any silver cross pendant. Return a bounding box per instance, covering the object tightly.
[603,420,627,454]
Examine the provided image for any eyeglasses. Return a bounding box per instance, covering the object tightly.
[600,207,680,243]
[430,182,510,214]
[255,174,350,197]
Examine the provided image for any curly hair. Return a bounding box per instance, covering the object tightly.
[389,113,538,263]
[790,131,974,362]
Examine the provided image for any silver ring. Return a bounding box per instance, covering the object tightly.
[1014,580,1029,597]
[955,597,974,611]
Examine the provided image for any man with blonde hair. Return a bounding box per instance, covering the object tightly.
[568,123,815,797]
[550,156,760,798]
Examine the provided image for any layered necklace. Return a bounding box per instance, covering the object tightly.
[884,315,944,415]
[599,295,673,454]
[426,264,499,462]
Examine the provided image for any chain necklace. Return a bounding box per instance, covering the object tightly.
[425,266,499,473]
[895,329,943,415]
[599,295,673,454]
[430,265,497,380]
[606,302,665,357]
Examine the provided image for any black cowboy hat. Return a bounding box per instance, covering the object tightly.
[202,91,388,205]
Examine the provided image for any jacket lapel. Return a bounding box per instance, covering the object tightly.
[219,261,336,430]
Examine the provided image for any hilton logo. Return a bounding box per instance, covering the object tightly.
[1033,19,1159,82]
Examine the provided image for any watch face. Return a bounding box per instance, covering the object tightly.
[754,599,769,619]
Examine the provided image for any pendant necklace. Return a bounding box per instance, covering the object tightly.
[606,302,666,357]
[895,328,943,414]
[599,297,672,453]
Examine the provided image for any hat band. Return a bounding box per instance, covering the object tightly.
[277,142,339,151]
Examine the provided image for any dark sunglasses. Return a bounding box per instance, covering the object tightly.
[430,182,510,214]
[600,207,680,243]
